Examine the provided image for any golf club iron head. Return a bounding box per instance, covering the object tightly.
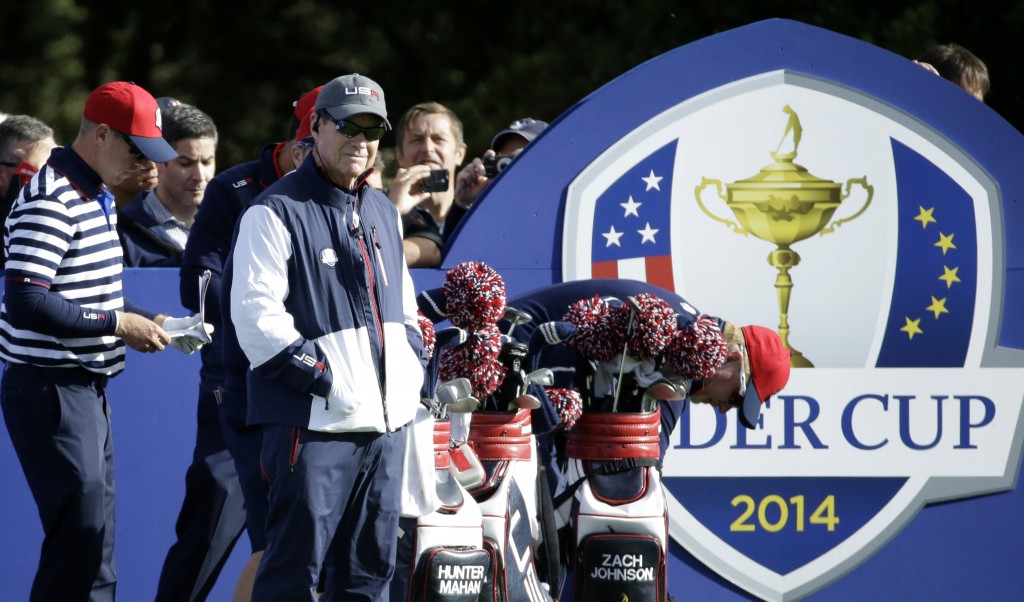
[512,394,542,410]
[503,306,534,337]
[526,368,554,387]
[435,377,479,415]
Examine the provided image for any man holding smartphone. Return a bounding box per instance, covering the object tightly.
[386,102,467,268]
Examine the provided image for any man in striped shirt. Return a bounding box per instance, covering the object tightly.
[0,81,188,602]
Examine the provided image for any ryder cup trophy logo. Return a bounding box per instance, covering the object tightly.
[694,106,872,367]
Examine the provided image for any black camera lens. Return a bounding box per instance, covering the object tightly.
[484,155,515,178]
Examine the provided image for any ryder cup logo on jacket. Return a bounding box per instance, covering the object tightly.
[320,247,338,268]
[562,64,1024,602]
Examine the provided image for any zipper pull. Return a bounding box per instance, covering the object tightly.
[350,208,363,239]
[371,226,390,286]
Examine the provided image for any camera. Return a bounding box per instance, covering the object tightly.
[483,155,514,178]
[420,169,450,193]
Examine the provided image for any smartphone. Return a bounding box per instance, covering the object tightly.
[421,169,450,192]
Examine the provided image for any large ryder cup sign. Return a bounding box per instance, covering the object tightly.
[561,48,1024,602]
[561,71,1024,602]
[440,18,1024,601]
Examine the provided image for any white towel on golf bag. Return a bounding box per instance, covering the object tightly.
[400,405,442,517]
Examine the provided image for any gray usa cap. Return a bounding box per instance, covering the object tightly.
[314,73,391,129]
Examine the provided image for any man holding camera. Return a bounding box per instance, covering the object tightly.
[387,102,467,268]
[451,117,548,217]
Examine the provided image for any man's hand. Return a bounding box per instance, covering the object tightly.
[116,311,171,353]
[454,152,494,209]
[387,165,433,214]
[161,313,215,355]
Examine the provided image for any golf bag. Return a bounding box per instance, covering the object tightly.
[467,408,554,602]
[562,409,667,602]
[407,418,489,601]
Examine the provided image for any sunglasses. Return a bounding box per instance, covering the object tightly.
[116,130,147,163]
[730,344,750,408]
[321,113,386,141]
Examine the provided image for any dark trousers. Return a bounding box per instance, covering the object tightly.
[253,424,405,602]
[1,363,116,602]
[154,387,246,602]
[219,385,269,552]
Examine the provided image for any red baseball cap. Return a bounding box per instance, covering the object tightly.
[293,86,323,143]
[739,325,791,429]
[83,81,177,163]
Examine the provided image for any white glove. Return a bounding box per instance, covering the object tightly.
[163,313,215,355]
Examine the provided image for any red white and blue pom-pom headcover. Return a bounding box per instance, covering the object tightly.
[438,324,506,399]
[443,262,507,331]
[562,293,681,363]
[545,387,583,430]
[665,314,729,380]
[611,293,679,361]
[562,295,624,362]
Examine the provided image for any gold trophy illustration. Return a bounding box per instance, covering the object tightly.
[694,105,873,367]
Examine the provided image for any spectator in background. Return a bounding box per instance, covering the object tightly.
[387,102,467,267]
[450,117,548,229]
[118,103,217,267]
[172,85,320,602]
[0,115,58,267]
[914,43,990,101]
[0,114,56,199]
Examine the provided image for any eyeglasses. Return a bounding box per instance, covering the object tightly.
[116,130,147,163]
[320,113,386,141]
[730,344,750,408]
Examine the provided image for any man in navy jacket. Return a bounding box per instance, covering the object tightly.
[231,73,426,600]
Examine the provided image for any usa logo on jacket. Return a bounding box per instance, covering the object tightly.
[438,18,1024,600]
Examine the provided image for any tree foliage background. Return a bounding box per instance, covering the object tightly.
[2,0,1020,172]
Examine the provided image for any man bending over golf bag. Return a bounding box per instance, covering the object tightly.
[501,279,791,601]
[417,262,559,601]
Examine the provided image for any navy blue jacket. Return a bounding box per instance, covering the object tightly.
[180,143,283,392]
[117,197,183,268]
[231,155,426,432]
